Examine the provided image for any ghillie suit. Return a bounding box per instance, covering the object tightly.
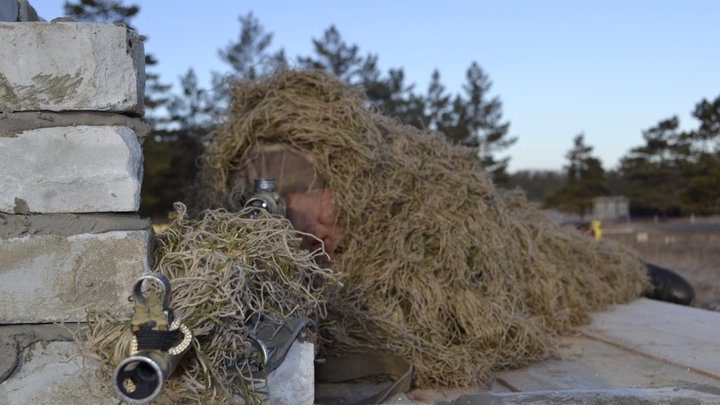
[195,69,649,388]
[82,204,338,404]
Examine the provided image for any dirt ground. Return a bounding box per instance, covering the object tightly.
[602,217,720,310]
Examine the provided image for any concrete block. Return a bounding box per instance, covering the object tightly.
[0,341,114,404]
[0,22,144,113]
[0,325,313,404]
[267,341,314,405]
[0,0,17,22]
[0,324,77,383]
[0,111,152,140]
[0,126,142,214]
[0,223,151,323]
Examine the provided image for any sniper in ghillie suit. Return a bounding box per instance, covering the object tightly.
[85,70,696,404]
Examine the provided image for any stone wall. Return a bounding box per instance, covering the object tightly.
[0,4,152,402]
[0,3,313,403]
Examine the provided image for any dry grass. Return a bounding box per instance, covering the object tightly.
[81,203,339,404]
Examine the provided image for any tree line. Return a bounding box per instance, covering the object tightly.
[64,0,720,219]
[508,97,720,217]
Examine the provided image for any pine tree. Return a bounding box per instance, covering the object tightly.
[506,170,566,201]
[691,95,720,151]
[297,26,428,127]
[63,0,138,24]
[357,53,387,106]
[681,95,720,214]
[426,70,453,135]
[167,69,215,139]
[295,27,515,180]
[618,117,688,216]
[545,134,610,215]
[212,12,287,110]
[382,68,426,128]
[616,95,720,216]
[452,62,516,184]
[298,25,362,82]
[137,69,212,218]
[682,152,720,214]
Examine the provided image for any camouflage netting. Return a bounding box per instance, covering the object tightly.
[194,69,650,388]
[82,203,338,404]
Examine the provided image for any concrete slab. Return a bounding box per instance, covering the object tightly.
[0,341,114,405]
[0,229,151,323]
[0,324,77,383]
[494,334,720,392]
[0,330,315,405]
[0,213,151,239]
[444,387,720,404]
[585,298,720,379]
[267,341,315,405]
[388,299,720,404]
[0,111,151,140]
[0,126,142,214]
[0,22,144,113]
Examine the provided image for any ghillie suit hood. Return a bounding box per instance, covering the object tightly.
[196,70,648,387]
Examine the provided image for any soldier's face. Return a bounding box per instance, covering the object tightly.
[285,187,343,257]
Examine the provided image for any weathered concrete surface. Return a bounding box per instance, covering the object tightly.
[0,330,312,405]
[402,300,720,404]
[492,334,720,393]
[0,126,143,214]
[0,324,77,383]
[0,22,144,113]
[267,341,314,405]
[0,111,151,140]
[0,213,150,239]
[0,341,114,405]
[585,298,720,380]
[0,229,150,323]
[444,387,720,404]
[0,0,17,22]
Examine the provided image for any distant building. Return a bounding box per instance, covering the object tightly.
[592,196,630,221]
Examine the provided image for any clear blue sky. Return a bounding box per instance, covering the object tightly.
[34,1,720,172]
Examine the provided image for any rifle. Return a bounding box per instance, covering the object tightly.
[112,273,192,404]
[111,179,286,403]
